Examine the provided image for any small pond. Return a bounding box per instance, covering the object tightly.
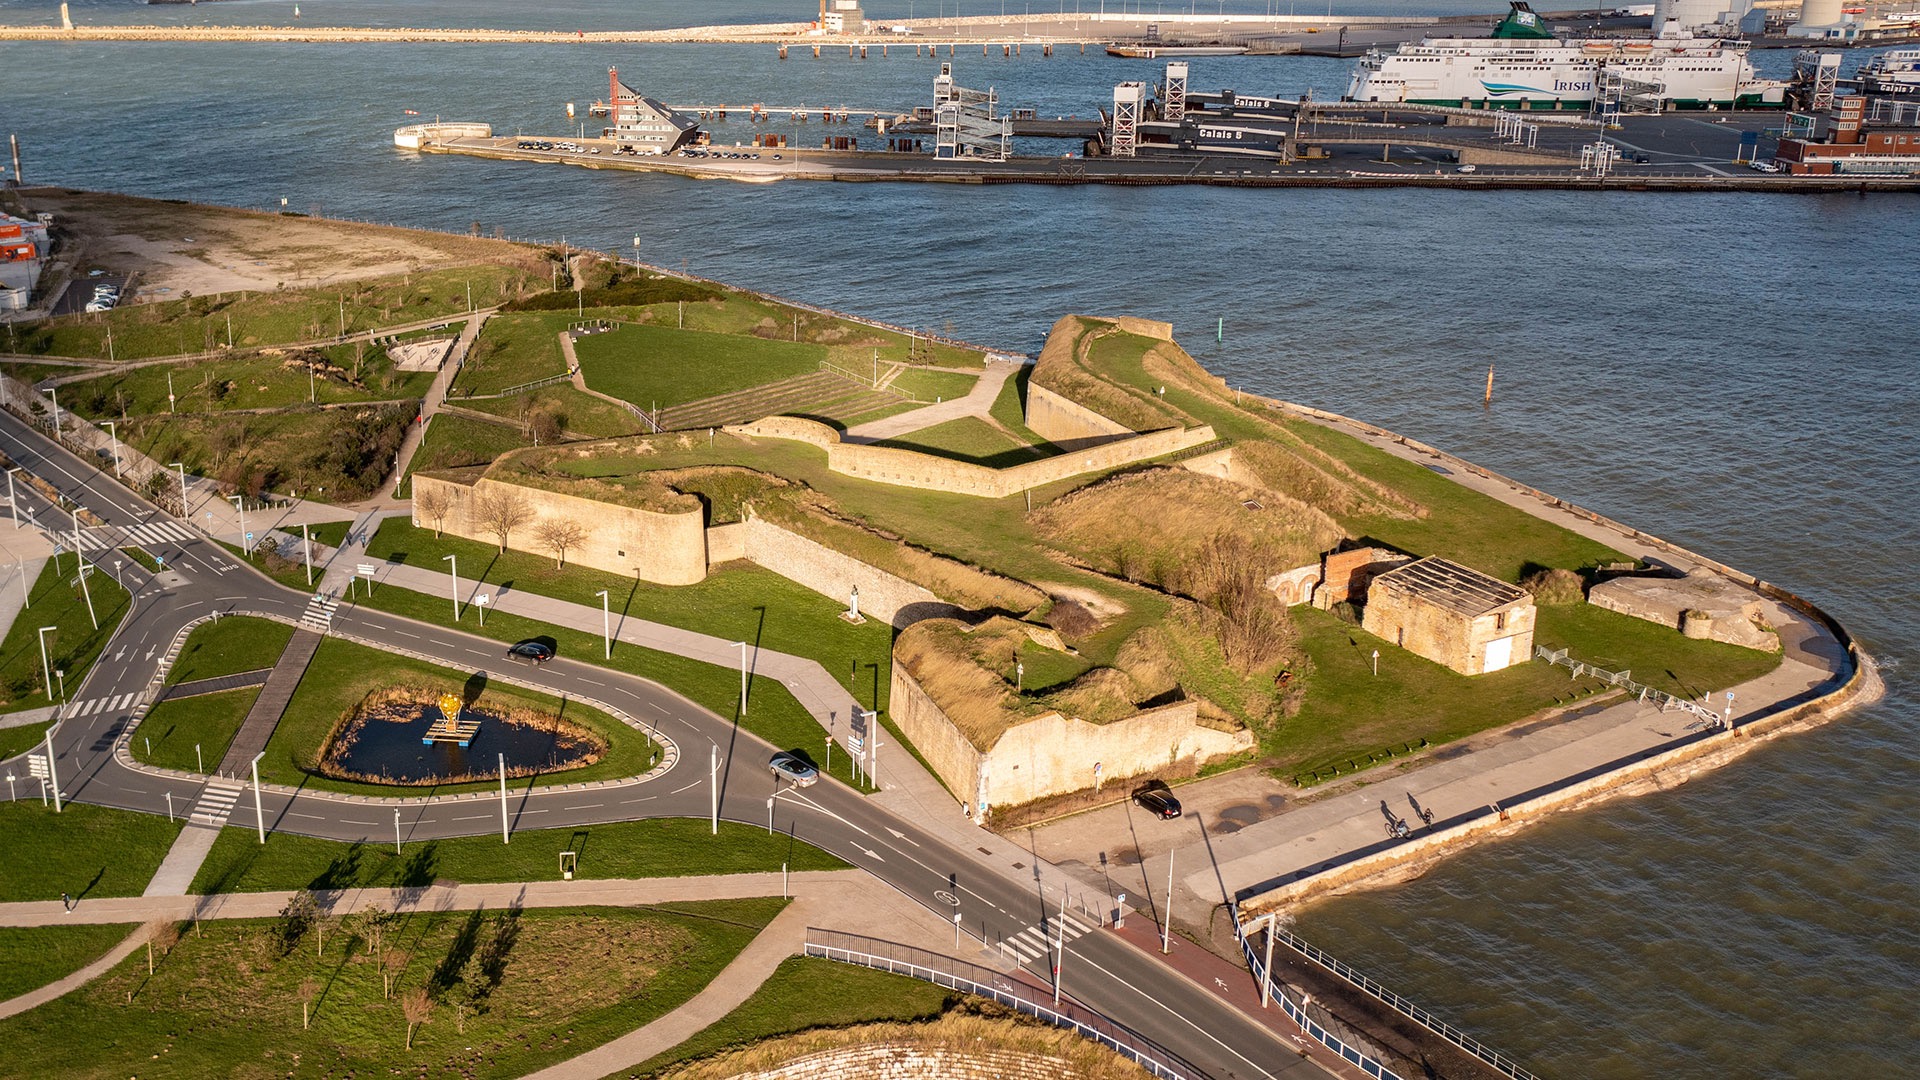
[320,691,605,785]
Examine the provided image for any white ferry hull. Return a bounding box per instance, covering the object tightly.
[1348,38,1783,110]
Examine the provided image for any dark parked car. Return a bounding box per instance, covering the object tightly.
[1132,779,1182,819]
[769,751,819,787]
[505,640,554,664]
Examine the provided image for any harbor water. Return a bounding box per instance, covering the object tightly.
[2,3,1916,1075]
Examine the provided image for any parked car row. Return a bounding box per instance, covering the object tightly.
[674,149,772,161]
[83,282,121,313]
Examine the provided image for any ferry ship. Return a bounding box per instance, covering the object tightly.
[1856,49,1920,96]
[1346,2,1786,111]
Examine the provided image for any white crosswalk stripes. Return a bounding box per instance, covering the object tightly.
[998,916,1096,962]
[65,692,143,717]
[71,519,198,552]
[300,592,339,632]
[189,779,246,828]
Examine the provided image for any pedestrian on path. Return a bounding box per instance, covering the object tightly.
[60,891,73,913]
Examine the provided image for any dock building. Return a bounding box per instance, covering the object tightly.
[1775,94,1920,174]
[604,68,701,155]
[0,211,50,312]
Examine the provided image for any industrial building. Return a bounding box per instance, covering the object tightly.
[1105,63,1293,161]
[0,211,50,312]
[603,68,701,155]
[1775,95,1920,173]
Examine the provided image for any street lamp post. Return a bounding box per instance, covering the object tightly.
[595,589,611,658]
[7,467,20,529]
[48,387,60,439]
[498,753,510,844]
[169,462,189,516]
[250,751,267,843]
[228,494,249,553]
[732,641,749,715]
[71,516,96,629]
[36,625,56,701]
[301,523,313,586]
[42,726,61,813]
[102,421,122,479]
[442,554,459,619]
[394,807,402,854]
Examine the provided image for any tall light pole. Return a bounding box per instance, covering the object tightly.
[595,589,611,658]
[7,467,20,529]
[732,641,749,715]
[442,554,459,619]
[42,726,61,813]
[101,421,121,478]
[169,462,189,516]
[250,751,267,843]
[228,494,248,553]
[498,753,510,843]
[710,744,719,835]
[301,523,313,586]
[48,387,60,439]
[36,625,56,701]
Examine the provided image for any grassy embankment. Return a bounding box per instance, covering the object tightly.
[253,636,660,796]
[0,800,182,903]
[0,925,141,1001]
[191,819,849,895]
[0,899,789,1079]
[0,557,132,715]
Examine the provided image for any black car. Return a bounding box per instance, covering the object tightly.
[505,640,555,664]
[1132,779,1182,819]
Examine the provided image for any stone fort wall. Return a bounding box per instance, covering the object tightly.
[410,473,708,585]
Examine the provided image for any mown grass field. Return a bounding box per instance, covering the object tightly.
[874,416,1047,468]
[0,900,787,1080]
[574,324,826,411]
[888,367,977,403]
[396,413,530,497]
[451,312,573,396]
[191,818,849,895]
[56,344,434,419]
[0,558,131,714]
[166,614,293,685]
[0,801,182,904]
[132,687,260,775]
[457,384,645,439]
[0,718,56,760]
[0,924,140,1001]
[258,637,660,795]
[628,955,955,1077]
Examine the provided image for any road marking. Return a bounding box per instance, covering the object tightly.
[857,846,885,862]
[648,703,668,714]
[621,796,656,804]
[339,819,377,825]
[670,780,700,794]
[452,814,490,821]
[578,678,606,687]
[288,812,327,820]
[567,802,603,809]
[394,631,419,639]
[885,826,919,847]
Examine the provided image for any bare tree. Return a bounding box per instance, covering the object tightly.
[382,947,410,1000]
[415,485,453,538]
[146,922,179,975]
[401,985,433,1050]
[352,903,391,960]
[473,489,533,553]
[533,518,589,569]
[298,976,319,1030]
[315,910,339,958]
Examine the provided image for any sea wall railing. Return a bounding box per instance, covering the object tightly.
[802,928,1193,1080]
[1230,911,1409,1080]
[1535,645,1725,726]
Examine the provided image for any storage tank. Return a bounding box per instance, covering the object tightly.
[1652,0,1744,35]
[1789,0,1846,35]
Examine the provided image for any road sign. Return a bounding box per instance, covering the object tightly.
[27,754,49,779]
[245,532,253,542]
[849,735,864,753]
[357,563,377,577]
[476,595,490,605]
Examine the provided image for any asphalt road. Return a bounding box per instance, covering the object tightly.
[0,408,1335,1080]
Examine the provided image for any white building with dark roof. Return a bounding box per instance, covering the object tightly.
[603,68,700,155]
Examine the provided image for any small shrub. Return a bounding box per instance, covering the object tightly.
[1521,567,1585,605]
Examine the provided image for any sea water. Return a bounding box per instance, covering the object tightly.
[2,4,1915,1074]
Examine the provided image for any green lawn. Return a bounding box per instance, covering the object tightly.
[458,384,646,440]
[346,585,879,794]
[0,800,183,903]
[118,545,162,573]
[574,324,826,411]
[0,558,132,714]
[166,614,294,685]
[123,401,414,504]
[300,520,354,550]
[0,924,139,1001]
[873,416,1046,468]
[889,367,977,403]
[452,311,573,396]
[258,636,660,795]
[190,818,850,895]
[132,687,260,774]
[627,955,956,1077]
[0,719,56,761]
[1533,602,1781,700]
[219,540,315,592]
[0,899,787,1080]
[10,265,519,360]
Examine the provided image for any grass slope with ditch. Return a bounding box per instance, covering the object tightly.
[627,955,955,1077]
[58,345,434,418]
[165,614,293,685]
[0,801,183,904]
[574,324,827,411]
[0,557,131,714]
[0,924,141,1002]
[191,819,850,895]
[458,383,645,440]
[451,311,574,396]
[125,400,414,504]
[133,686,260,774]
[872,416,1047,469]
[258,637,659,795]
[0,899,788,1080]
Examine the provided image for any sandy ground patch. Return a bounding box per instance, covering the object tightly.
[22,188,533,303]
[390,338,454,372]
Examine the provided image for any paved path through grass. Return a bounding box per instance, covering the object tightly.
[841,358,1020,444]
